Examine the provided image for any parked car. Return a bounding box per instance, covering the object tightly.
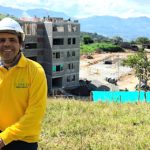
[104,60,112,64]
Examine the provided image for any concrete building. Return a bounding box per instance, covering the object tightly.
[20,17,80,94]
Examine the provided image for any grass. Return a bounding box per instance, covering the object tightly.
[80,43,100,54]
[39,97,150,150]
[80,42,123,55]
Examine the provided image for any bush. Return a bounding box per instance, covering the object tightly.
[80,42,123,54]
[98,43,123,52]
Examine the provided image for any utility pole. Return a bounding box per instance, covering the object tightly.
[117,54,120,80]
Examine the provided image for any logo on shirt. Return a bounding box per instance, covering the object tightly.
[15,82,30,88]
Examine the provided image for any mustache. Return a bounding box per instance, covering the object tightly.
[1,46,15,51]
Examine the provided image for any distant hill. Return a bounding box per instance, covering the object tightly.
[1,5,150,40]
[0,5,69,19]
[79,16,150,40]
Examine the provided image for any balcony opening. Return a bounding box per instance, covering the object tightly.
[52,77,62,88]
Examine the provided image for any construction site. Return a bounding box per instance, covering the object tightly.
[63,51,141,97]
[19,17,80,94]
[18,17,145,98]
[79,52,139,95]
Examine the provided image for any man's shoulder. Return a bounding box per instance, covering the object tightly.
[26,58,45,73]
[26,58,42,67]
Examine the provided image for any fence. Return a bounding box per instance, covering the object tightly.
[91,91,150,103]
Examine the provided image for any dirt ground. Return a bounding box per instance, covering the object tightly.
[117,70,138,90]
[80,52,139,91]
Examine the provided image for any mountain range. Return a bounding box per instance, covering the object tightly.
[1,5,150,40]
[79,16,150,40]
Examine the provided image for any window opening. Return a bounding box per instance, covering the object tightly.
[53,64,63,72]
[72,51,75,56]
[25,43,37,49]
[53,38,64,45]
[68,38,71,45]
[72,38,76,44]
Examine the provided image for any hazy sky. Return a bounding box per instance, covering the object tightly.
[0,0,150,18]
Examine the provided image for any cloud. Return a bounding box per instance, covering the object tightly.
[73,0,150,18]
[0,0,150,18]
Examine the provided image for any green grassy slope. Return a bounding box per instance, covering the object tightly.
[39,98,150,150]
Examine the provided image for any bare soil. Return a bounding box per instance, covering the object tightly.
[80,52,139,91]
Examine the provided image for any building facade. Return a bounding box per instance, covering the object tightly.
[20,17,80,93]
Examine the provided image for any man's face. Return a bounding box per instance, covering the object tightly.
[0,32,21,64]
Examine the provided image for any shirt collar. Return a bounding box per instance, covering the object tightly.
[16,53,27,68]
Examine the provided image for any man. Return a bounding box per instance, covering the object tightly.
[0,17,47,150]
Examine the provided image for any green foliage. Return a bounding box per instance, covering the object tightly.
[39,98,150,150]
[135,37,150,45]
[83,35,94,44]
[122,50,150,92]
[0,13,17,20]
[80,43,100,54]
[122,54,139,68]
[98,43,123,52]
[80,32,111,43]
[122,50,150,77]
[0,14,6,19]
[111,36,123,45]
[80,42,123,54]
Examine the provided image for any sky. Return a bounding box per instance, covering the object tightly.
[0,0,150,19]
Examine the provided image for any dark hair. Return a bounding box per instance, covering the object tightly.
[17,34,23,44]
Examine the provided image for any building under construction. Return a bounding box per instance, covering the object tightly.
[20,17,80,94]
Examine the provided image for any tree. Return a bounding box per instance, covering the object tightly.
[83,35,93,44]
[0,13,17,20]
[111,36,123,45]
[122,49,150,101]
[135,37,150,45]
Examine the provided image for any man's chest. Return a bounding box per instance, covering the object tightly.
[0,69,31,94]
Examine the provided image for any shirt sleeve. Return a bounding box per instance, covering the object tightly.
[0,66,47,144]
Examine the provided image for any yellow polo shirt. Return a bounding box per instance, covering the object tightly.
[0,54,47,145]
